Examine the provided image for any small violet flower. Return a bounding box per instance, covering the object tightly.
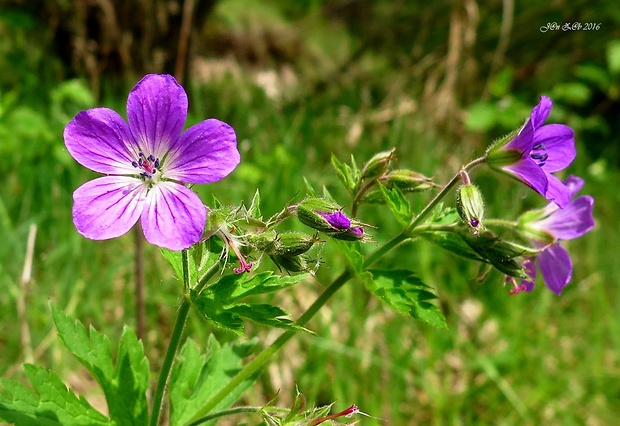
[510,175,594,295]
[64,74,240,250]
[486,96,576,208]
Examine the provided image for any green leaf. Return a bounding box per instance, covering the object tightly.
[51,304,149,426]
[331,154,357,195]
[0,364,111,425]
[366,269,447,329]
[207,271,310,300]
[460,231,526,278]
[169,336,258,425]
[331,240,364,274]
[418,229,483,262]
[160,248,184,281]
[247,189,262,219]
[191,272,310,335]
[379,184,413,227]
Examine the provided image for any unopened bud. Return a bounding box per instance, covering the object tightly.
[456,184,485,230]
[360,148,396,180]
[296,197,344,233]
[272,232,319,256]
[380,169,434,193]
[270,254,308,273]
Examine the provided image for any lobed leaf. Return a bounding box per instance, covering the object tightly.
[366,269,447,329]
[51,304,149,426]
[331,154,357,195]
[379,184,413,227]
[191,272,310,335]
[0,364,111,426]
[169,336,259,425]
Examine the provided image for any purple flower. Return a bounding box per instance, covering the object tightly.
[515,175,594,295]
[486,96,576,208]
[64,74,240,250]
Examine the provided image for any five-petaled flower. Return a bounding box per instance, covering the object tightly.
[64,74,240,250]
[486,96,576,208]
[510,175,594,295]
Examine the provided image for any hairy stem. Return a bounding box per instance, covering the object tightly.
[149,250,192,426]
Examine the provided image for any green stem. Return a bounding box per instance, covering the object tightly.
[149,250,192,426]
[187,405,289,426]
[186,270,353,424]
[484,218,518,229]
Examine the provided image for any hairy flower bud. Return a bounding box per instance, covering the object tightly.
[296,197,344,233]
[360,148,396,180]
[273,232,319,256]
[296,197,366,241]
[456,183,485,230]
[270,254,308,273]
[380,169,434,193]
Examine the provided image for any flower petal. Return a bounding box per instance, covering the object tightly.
[530,96,552,129]
[504,119,534,153]
[140,182,207,250]
[503,158,548,196]
[544,173,572,208]
[164,119,240,184]
[127,74,187,159]
[563,175,585,197]
[538,243,572,295]
[64,108,136,174]
[72,176,146,240]
[535,124,575,172]
[533,195,594,240]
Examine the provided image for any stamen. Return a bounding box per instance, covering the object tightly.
[131,151,161,179]
[530,143,548,168]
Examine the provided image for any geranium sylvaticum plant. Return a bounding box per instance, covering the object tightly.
[0,75,595,426]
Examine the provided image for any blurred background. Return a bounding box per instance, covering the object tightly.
[1,0,619,424]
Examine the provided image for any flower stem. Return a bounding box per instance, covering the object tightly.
[186,269,353,424]
[187,405,289,426]
[149,250,192,426]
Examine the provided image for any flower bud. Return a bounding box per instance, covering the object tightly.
[272,232,319,256]
[456,183,485,230]
[296,197,367,241]
[380,169,434,193]
[329,225,364,241]
[360,148,396,180]
[296,197,344,233]
[270,254,308,273]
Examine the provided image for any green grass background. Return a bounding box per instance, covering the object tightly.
[1,1,620,424]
